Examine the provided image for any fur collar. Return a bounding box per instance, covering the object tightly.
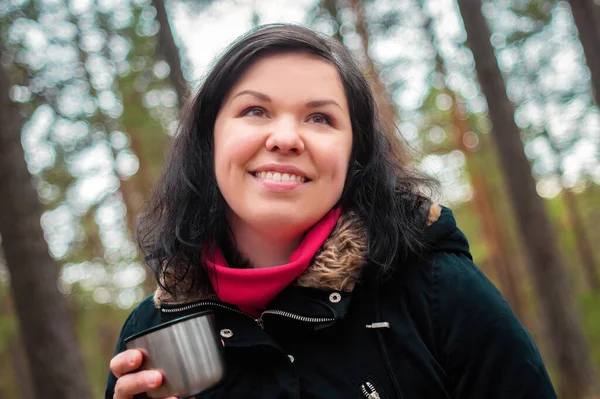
[153,212,368,307]
[153,204,440,308]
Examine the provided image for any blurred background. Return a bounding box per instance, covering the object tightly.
[0,0,599,398]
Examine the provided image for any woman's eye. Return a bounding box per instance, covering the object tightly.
[243,107,266,117]
[308,114,331,125]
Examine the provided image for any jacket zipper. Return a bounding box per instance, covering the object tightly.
[260,309,335,323]
[361,381,381,399]
[161,300,335,328]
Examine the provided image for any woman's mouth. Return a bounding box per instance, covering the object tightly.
[252,171,309,183]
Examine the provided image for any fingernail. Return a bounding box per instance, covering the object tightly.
[147,371,160,386]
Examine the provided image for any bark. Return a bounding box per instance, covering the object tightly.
[9,336,35,399]
[349,0,398,126]
[569,0,600,107]
[520,41,598,293]
[0,295,35,398]
[0,48,92,398]
[115,131,154,242]
[320,0,408,165]
[514,33,600,293]
[536,127,599,294]
[349,0,408,165]
[123,130,158,295]
[152,0,189,108]
[452,109,527,319]
[456,1,598,397]
[418,0,526,321]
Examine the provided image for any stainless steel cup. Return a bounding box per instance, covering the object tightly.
[125,311,225,398]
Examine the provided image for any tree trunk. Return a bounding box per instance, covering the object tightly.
[418,0,527,321]
[569,0,600,107]
[115,131,154,241]
[0,294,35,399]
[0,47,92,399]
[151,0,189,107]
[9,336,36,399]
[124,130,158,295]
[452,109,527,320]
[349,0,409,165]
[456,1,598,397]
[516,38,600,294]
[322,0,408,165]
[349,0,398,127]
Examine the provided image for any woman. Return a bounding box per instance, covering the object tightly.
[106,24,557,399]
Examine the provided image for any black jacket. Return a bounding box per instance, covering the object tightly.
[106,207,557,398]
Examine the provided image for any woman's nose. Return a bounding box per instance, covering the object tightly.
[265,120,305,154]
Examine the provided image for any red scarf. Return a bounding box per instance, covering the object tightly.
[205,208,342,316]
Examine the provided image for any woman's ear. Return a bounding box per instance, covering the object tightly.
[426,203,442,227]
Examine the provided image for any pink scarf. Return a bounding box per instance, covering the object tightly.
[205,208,342,316]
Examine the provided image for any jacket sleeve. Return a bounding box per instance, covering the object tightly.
[105,307,139,399]
[433,233,557,398]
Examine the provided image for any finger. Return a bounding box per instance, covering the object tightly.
[426,203,442,226]
[114,370,162,398]
[110,350,143,378]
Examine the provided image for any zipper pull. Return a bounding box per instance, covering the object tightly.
[361,382,381,399]
[256,318,264,329]
[366,322,390,329]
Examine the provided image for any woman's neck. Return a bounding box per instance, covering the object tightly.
[228,220,303,268]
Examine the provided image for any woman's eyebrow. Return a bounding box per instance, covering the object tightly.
[305,99,343,111]
[232,89,272,102]
[231,89,343,111]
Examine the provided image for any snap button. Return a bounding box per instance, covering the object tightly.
[329,292,341,303]
[288,354,295,363]
[220,329,233,338]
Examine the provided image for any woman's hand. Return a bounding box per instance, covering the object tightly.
[110,349,177,399]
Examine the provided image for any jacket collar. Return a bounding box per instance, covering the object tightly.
[153,211,368,313]
[153,204,441,326]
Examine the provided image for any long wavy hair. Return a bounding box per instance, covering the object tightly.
[137,24,437,299]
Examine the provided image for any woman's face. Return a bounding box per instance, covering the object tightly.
[214,52,353,240]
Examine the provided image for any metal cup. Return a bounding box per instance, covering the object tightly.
[125,311,225,398]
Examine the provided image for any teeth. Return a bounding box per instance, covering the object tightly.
[254,171,306,182]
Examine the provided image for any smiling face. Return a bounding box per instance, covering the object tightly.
[213,52,353,240]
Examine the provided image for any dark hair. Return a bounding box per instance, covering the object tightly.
[137,24,437,298]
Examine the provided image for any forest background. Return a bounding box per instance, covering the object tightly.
[0,0,599,398]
